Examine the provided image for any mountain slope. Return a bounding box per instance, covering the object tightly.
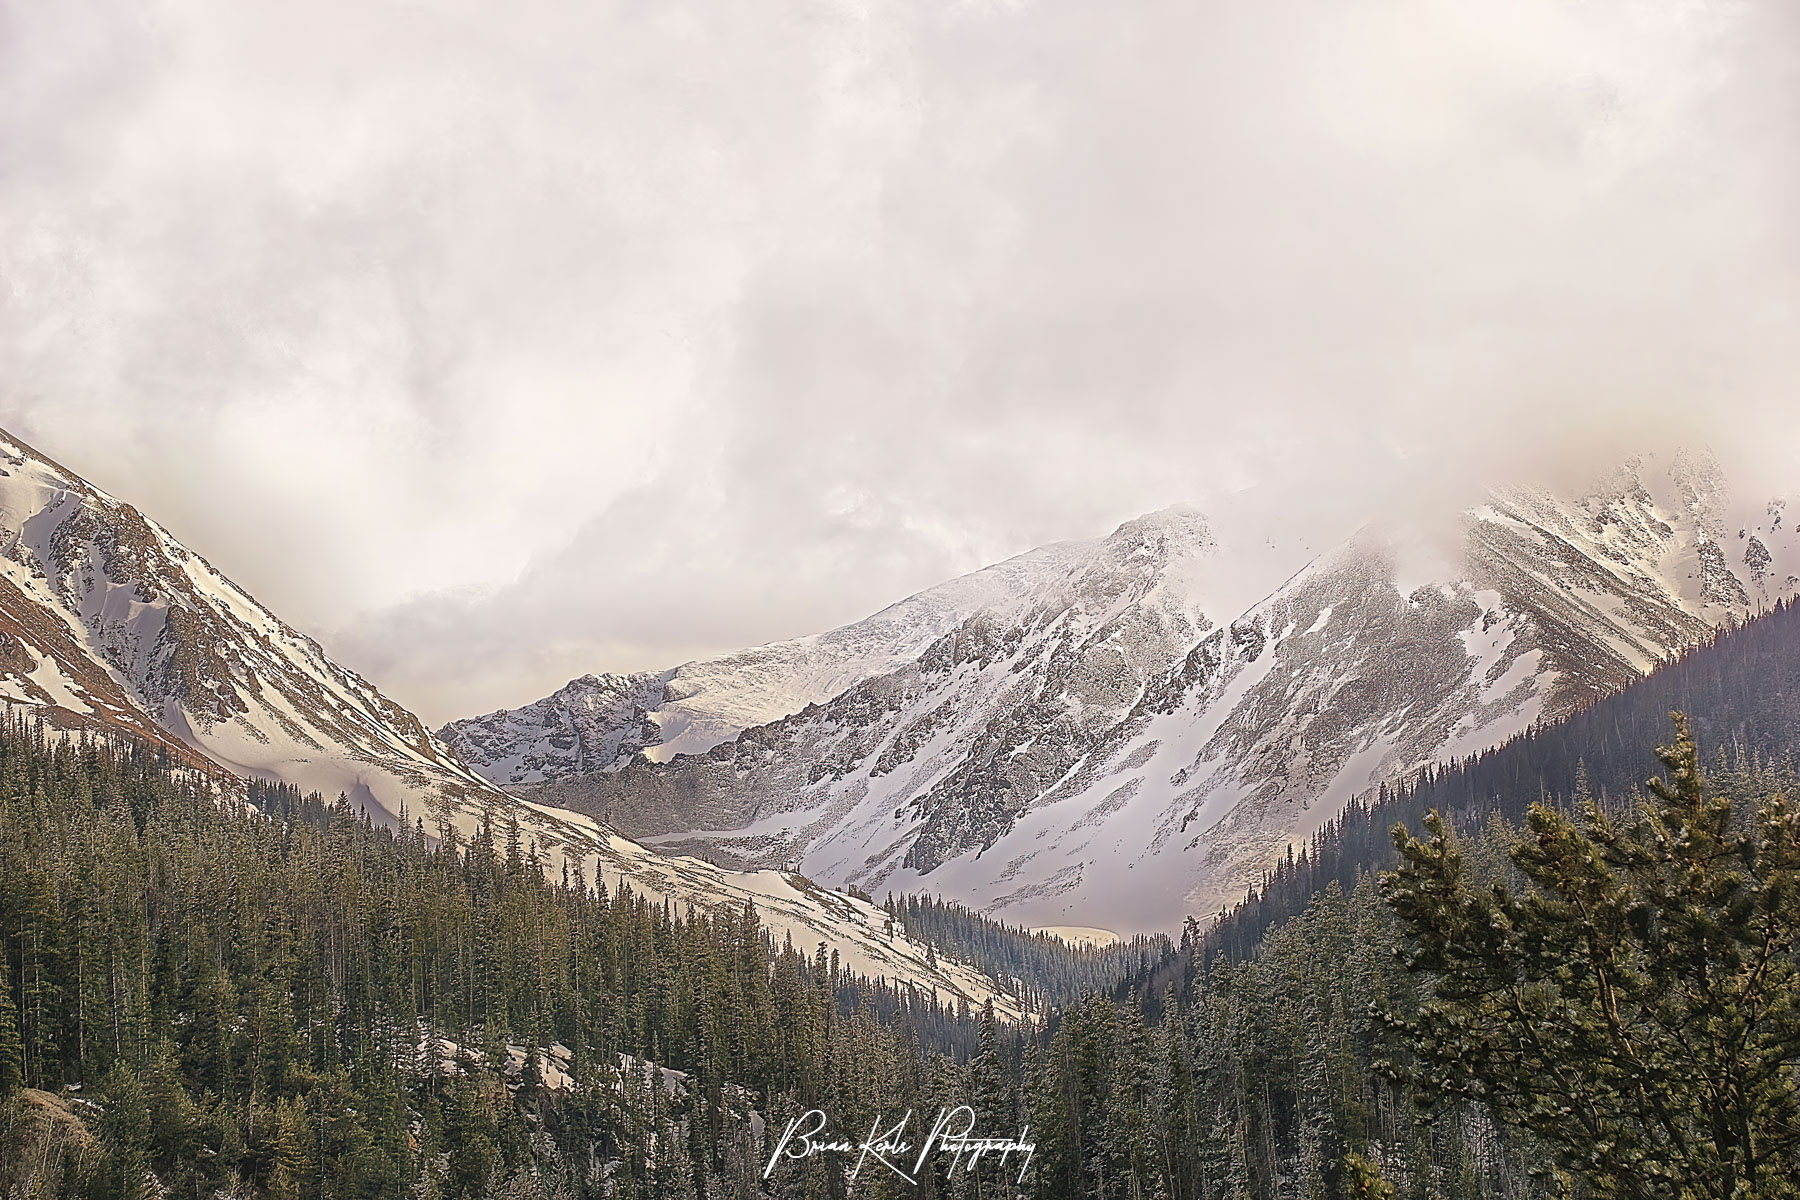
[508,453,1799,934]
[522,507,1225,868]
[0,429,1026,1018]
[0,431,511,827]
[1200,588,1800,965]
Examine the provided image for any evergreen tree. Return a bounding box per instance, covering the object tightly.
[1382,713,1800,1199]
[0,948,21,1095]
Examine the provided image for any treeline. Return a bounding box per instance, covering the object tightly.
[0,716,1032,1199]
[1202,596,1800,962]
[882,893,1173,1011]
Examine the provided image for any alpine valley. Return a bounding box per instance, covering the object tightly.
[447,451,1800,934]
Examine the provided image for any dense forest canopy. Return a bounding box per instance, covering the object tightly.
[882,894,1171,1012]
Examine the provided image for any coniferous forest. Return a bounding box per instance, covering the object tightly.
[7,601,1800,1198]
[882,895,1171,1011]
[0,721,1036,1199]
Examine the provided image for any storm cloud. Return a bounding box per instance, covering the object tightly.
[3,0,1796,722]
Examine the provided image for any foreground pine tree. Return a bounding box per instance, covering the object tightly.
[1381,712,1800,1199]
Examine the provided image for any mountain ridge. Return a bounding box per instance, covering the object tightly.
[442,503,1224,783]
[481,452,1800,933]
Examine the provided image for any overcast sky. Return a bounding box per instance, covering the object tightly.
[2,0,1797,724]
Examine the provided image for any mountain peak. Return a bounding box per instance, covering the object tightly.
[445,501,1227,778]
[1105,503,1211,544]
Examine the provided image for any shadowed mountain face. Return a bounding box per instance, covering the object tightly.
[475,452,1800,934]
[0,429,1028,1016]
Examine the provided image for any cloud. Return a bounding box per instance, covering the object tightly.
[2,0,1796,723]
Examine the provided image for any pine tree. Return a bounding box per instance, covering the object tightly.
[1341,1151,1396,1200]
[0,949,21,1095]
[269,1095,312,1200]
[1381,712,1800,1199]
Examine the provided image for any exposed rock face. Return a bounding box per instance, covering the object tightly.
[496,454,1800,934]
[443,672,669,786]
[442,506,1221,777]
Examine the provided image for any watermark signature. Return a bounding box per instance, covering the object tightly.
[763,1106,1035,1186]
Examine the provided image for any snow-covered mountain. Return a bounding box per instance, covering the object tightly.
[484,451,1800,935]
[0,429,1027,1019]
[444,507,1224,784]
